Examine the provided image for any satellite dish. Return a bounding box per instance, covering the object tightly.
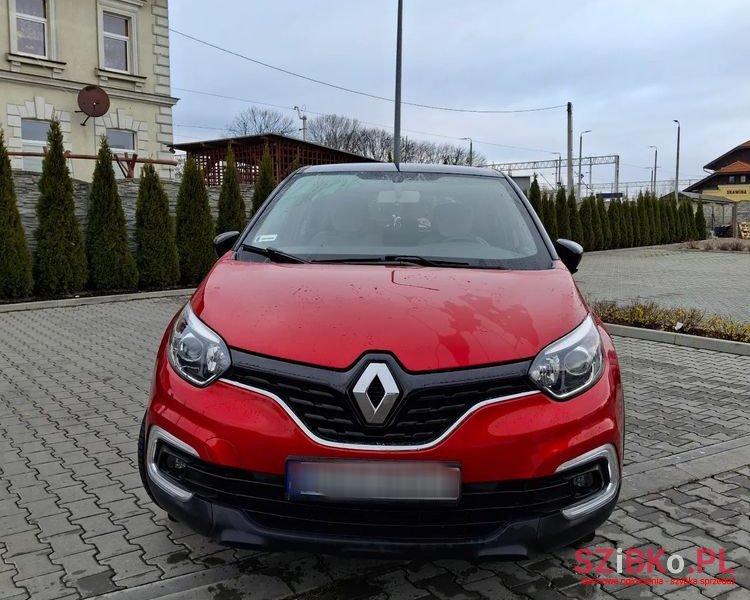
[76,85,110,125]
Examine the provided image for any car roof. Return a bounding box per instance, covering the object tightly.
[297,162,504,178]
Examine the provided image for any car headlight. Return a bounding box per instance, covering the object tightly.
[529,315,604,399]
[168,304,231,386]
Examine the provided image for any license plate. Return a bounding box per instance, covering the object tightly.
[286,459,461,503]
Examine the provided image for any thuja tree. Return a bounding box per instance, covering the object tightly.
[0,129,33,298]
[669,198,680,242]
[637,193,650,245]
[597,197,611,250]
[251,143,276,215]
[528,175,542,215]
[608,199,622,249]
[578,197,594,251]
[555,187,570,239]
[694,201,707,240]
[541,191,558,240]
[650,195,662,244]
[216,145,246,234]
[33,119,86,297]
[631,197,642,247]
[85,138,138,291]
[135,163,180,288]
[176,156,215,284]
[622,200,633,248]
[568,191,583,243]
[659,200,671,244]
[590,195,602,251]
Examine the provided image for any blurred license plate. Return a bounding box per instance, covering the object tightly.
[286,460,461,503]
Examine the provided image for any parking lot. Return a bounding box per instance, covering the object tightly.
[574,247,750,322]
[1,296,749,600]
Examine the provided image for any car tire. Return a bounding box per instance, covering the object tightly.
[137,414,160,508]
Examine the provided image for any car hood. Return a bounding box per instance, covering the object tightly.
[192,258,589,371]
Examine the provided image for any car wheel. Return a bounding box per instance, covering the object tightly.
[137,414,160,508]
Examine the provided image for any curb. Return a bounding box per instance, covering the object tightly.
[0,288,194,313]
[605,323,750,356]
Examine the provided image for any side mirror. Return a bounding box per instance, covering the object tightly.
[213,231,240,257]
[555,239,584,274]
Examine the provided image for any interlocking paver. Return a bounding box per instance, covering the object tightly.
[0,296,748,599]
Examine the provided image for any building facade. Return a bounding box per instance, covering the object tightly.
[685,140,750,202]
[0,0,176,180]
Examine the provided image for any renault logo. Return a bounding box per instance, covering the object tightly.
[352,363,400,425]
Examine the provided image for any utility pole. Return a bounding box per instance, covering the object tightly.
[393,0,403,164]
[566,102,573,193]
[673,120,680,202]
[577,129,591,198]
[614,155,620,196]
[588,157,592,198]
[648,145,657,196]
[553,152,561,187]
[461,137,473,166]
[294,106,307,141]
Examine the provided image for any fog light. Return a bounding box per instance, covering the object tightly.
[570,467,603,499]
[572,472,595,489]
[158,447,189,481]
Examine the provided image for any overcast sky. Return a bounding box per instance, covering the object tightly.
[169,0,749,192]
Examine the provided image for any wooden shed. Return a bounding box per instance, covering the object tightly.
[171,134,378,187]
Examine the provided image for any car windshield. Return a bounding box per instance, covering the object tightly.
[241,171,552,270]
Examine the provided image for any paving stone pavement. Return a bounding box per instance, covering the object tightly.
[0,297,748,600]
[574,246,750,321]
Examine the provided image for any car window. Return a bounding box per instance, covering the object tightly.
[242,171,552,270]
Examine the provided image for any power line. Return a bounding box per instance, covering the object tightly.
[170,28,566,115]
[172,87,558,154]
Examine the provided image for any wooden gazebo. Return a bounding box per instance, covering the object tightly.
[171,134,377,187]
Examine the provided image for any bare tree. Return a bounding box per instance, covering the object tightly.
[307,114,363,154]
[226,107,295,136]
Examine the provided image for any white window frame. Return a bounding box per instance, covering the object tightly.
[8,0,58,60]
[97,0,139,75]
[107,128,137,179]
[21,118,50,172]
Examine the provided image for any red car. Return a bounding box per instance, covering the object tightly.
[139,163,623,558]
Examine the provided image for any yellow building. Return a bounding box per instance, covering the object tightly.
[0,0,176,180]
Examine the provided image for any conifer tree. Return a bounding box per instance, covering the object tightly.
[631,197,642,247]
[578,198,594,251]
[216,145,246,234]
[555,187,570,239]
[0,129,33,298]
[251,143,276,215]
[590,195,602,251]
[623,200,634,247]
[541,192,557,240]
[649,194,661,244]
[85,138,138,290]
[659,200,670,244]
[528,175,542,215]
[568,190,583,242]
[694,201,707,240]
[135,163,180,288]
[33,120,86,296]
[669,198,680,242]
[597,197,610,250]
[176,156,215,284]
[608,199,622,248]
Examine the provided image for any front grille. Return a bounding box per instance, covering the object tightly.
[157,444,607,543]
[224,353,535,446]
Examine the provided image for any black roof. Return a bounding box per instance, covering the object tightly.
[299,162,504,177]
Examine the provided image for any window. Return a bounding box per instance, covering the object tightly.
[740,175,747,184]
[102,12,130,71]
[21,119,50,172]
[107,129,135,179]
[728,175,736,184]
[15,0,48,57]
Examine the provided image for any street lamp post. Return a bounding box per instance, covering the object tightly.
[578,130,591,198]
[461,137,473,166]
[673,120,680,201]
[648,145,658,196]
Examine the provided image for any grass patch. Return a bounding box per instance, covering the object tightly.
[590,300,750,343]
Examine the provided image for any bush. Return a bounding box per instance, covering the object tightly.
[33,120,86,297]
[251,143,275,215]
[216,145,246,234]
[0,129,33,299]
[555,187,570,239]
[85,138,138,291]
[590,299,750,343]
[568,190,583,243]
[135,163,180,288]
[528,175,541,215]
[176,156,215,285]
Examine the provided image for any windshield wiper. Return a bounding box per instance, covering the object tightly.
[240,244,308,264]
[311,255,471,267]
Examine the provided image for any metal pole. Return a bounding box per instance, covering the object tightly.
[673,120,680,201]
[566,102,573,193]
[614,155,620,196]
[588,157,592,198]
[461,137,473,166]
[648,145,657,196]
[393,0,403,165]
[557,154,561,187]
[577,129,591,198]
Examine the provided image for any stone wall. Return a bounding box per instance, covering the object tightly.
[13,170,255,253]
